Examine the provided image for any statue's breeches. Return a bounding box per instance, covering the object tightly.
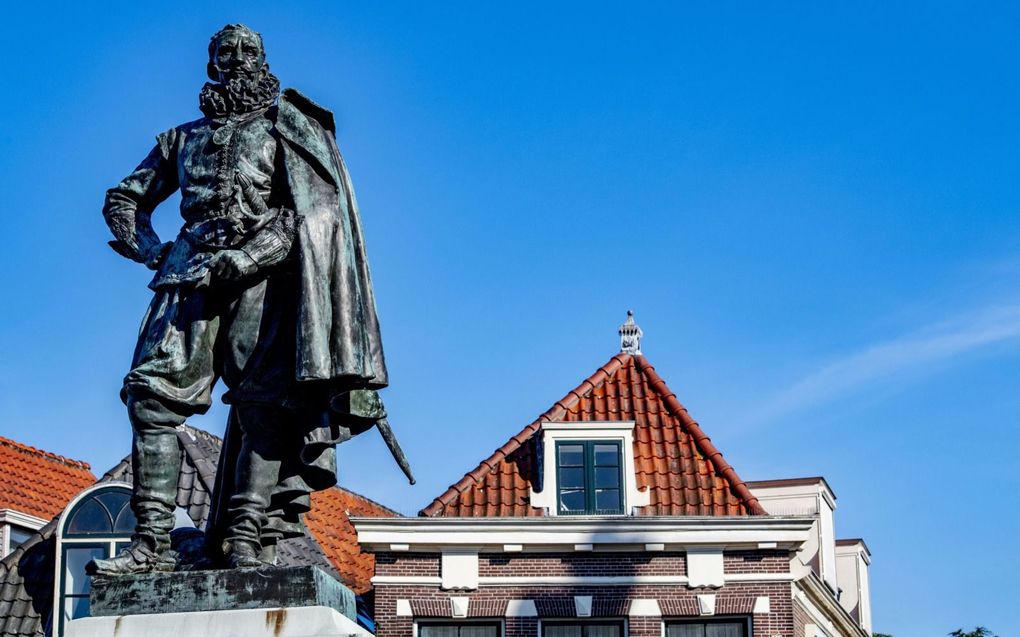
[123,273,297,413]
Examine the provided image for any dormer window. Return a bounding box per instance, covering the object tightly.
[530,421,649,516]
[556,441,623,515]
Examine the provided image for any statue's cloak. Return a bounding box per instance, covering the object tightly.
[207,88,388,547]
[278,87,387,390]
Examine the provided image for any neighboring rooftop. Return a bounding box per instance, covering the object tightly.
[0,436,95,521]
[421,351,766,517]
[0,425,397,636]
[307,486,400,595]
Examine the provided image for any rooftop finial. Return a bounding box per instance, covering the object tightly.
[619,310,643,355]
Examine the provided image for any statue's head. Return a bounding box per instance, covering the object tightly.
[207,24,266,84]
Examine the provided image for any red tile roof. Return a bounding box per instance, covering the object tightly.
[420,353,766,517]
[305,486,399,594]
[0,436,95,521]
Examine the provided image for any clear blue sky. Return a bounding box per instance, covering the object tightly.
[1,3,1017,635]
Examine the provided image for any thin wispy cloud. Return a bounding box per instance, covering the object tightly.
[745,303,1020,426]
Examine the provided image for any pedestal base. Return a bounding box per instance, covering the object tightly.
[90,566,355,619]
[65,606,372,637]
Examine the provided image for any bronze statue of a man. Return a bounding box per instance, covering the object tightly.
[89,24,397,574]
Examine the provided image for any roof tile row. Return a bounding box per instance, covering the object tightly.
[420,354,764,517]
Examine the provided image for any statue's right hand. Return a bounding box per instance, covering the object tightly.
[142,242,173,270]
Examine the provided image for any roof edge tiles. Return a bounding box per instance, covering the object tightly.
[419,354,629,517]
[633,355,766,516]
[0,436,92,472]
[419,352,766,517]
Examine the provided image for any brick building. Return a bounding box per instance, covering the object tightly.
[354,316,874,637]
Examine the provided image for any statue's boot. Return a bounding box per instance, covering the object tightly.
[87,396,183,576]
[224,538,264,569]
[85,536,177,576]
[222,406,283,568]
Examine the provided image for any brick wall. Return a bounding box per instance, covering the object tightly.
[371,550,793,637]
[377,550,788,578]
[374,583,792,637]
[723,550,788,574]
[480,552,687,577]
[376,552,441,577]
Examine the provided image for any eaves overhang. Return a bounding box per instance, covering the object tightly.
[351,515,815,552]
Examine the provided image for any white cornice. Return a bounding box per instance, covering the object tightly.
[353,516,813,551]
[0,509,49,530]
[540,422,638,432]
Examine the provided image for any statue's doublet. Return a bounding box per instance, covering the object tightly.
[175,110,279,224]
[151,109,284,288]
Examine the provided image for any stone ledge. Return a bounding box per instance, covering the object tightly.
[66,605,371,637]
[90,566,355,620]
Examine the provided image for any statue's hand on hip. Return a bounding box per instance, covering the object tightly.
[142,241,174,270]
[209,249,258,281]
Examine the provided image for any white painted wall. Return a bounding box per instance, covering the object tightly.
[835,541,872,634]
[749,480,839,593]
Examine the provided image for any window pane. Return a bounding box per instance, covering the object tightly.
[594,467,619,489]
[545,626,582,637]
[558,445,584,466]
[8,526,33,549]
[667,625,706,637]
[593,444,620,466]
[114,505,138,533]
[68,500,113,534]
[460,626,499,637]
[96,492,131,521]
[559,490,586,513]
[586,626,621,637]
[559,467,584,489]
[595,488,621,512]
[706,623,745,637]
[419,627,458,637]
[65,547,107,594]
[64,595,91,622]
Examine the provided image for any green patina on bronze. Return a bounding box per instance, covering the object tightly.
[90,566,356,619]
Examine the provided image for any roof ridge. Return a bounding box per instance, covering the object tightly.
[418,353,631,517]
[632,355,766,515]
[177,423,224,445]
[0,435,92,471]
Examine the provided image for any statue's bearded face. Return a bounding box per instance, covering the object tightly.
[199,25,279,118]
[211,30,265,84]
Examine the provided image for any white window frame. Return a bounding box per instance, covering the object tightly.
[52,482,134,637]
[663,617,752,637]
[529,422,649,516]
[537,618,629,637]
[0,509,47,558]
[414,618,505,637]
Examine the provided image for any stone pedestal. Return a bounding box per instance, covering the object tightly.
[67,566,370,637]
[90,565,354,617]
[65,606,371,637]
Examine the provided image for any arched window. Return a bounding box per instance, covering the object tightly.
[53,483,135,636]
